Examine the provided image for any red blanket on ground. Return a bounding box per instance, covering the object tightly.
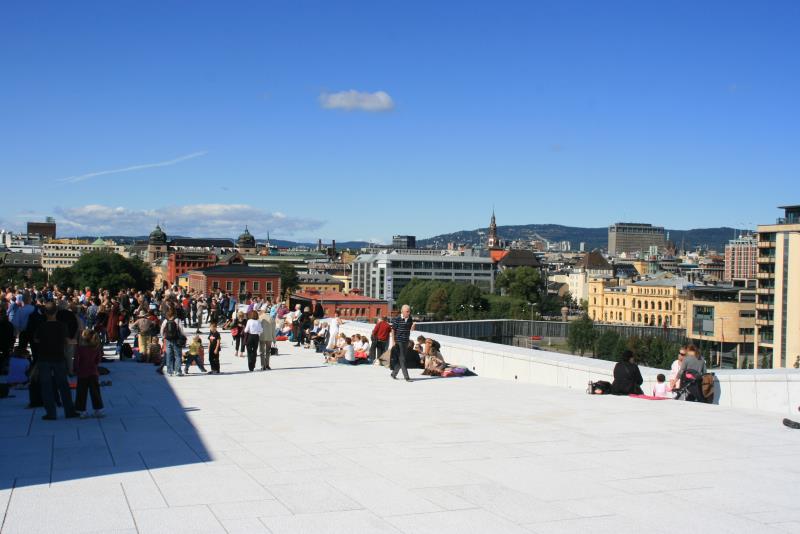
[629,394,670,400]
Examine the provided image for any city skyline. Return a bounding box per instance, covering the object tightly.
[2,1,799,242]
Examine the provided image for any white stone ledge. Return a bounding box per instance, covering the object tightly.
[341,321,800,416]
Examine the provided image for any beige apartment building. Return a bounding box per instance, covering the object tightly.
[754,205,800,369]
[589,275,757,367]
[42,238,127,275]
[588,274,688,328]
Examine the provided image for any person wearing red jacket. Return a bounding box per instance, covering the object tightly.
[370,316,392,361]
[74,329,105,418]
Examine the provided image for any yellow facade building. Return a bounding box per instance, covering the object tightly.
[588,275,687,328]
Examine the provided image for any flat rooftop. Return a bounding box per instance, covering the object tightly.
[1,330,797,533]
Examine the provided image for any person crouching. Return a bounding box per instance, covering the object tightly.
[184,335,208,374]
[74,330,105,418]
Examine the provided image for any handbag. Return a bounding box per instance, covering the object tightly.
[270,342,278,356]
[230,326,240,337]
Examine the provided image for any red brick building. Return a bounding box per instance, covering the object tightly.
[290,290,389,320]
[188,265,281,301]
[165,251,245,285]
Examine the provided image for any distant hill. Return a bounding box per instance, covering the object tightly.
[73,235,371,250]
[417,224,739,252]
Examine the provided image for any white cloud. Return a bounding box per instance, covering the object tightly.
[59,151,207,183]
[319,90,394,112]
[53,204,324,238]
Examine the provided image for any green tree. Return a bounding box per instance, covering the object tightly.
[450,283,488,319]
[49,251,154,293]
[278,263,299,299]
[496,267,543,303]
[0,267,48,288]
[594,330,622,360]
[426,287,450,320]
[567,315,596,356]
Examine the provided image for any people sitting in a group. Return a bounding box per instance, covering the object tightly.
[327,336,361,365]
[421,339,447,376]
[610,350,644,395]
[353,334,370,360]
[311,321,328,352]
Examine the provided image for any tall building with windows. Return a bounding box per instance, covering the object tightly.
[754,205,800,369]
[391,235,416,249]
[607,223,666,257]
[41,238,127,275]
[351,250,495,310]
[724,235,758,281]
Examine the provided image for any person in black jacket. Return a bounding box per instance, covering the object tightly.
[611,350,644,395]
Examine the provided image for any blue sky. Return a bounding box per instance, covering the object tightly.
[1,0,798,243]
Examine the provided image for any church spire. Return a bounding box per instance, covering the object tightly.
[487,209,499,249]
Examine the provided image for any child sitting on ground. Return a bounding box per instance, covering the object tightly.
[652,373,670,398]
[74,330,105,418]
[184,335,208,374]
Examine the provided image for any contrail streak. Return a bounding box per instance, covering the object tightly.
[59,151,207,183]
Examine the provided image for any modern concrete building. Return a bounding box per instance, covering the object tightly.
[685,283,756,369]
[754,205,800,369]
[351,251,495,309]
[607,222,666,257]
[724,235,758,281]
[391,235,416,249]
[26,217,56,240]
[41,238,127,275]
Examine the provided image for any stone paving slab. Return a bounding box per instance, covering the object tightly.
[0,326,798,533]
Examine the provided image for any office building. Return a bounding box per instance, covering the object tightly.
[391,235,416,249]
[607,223,666,257]
[754,205,800,369]
[724,235,758,282]
[351,251,495,309]
[26,217,56,240]
[41,239,127,275]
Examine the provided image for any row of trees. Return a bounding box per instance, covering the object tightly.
[396,267,572,321]
[567,315,683,369]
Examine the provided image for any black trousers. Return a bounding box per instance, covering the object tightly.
[75,376,103,411]
[209,352,220,373]
[391,341,410,380]
[246,334,260,371]
[371,340,387,361]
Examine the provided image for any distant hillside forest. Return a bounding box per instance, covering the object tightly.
[417,224,740,252]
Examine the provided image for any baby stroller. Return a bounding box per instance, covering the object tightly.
[673,369,707,402]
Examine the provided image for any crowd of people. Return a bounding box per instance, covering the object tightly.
[0,282,463,422]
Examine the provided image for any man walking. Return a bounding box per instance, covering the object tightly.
[34,302,78,420]
[390,305,415,382]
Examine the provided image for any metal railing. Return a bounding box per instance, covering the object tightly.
[415,319,687,345]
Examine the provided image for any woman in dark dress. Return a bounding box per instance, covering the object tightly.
[611,350,644,395]
[106,302,120,343]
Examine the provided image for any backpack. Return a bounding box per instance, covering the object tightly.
[164,319,179,341]
[120,343,133,360]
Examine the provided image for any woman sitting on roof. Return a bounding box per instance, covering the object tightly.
[610,350,644,395]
